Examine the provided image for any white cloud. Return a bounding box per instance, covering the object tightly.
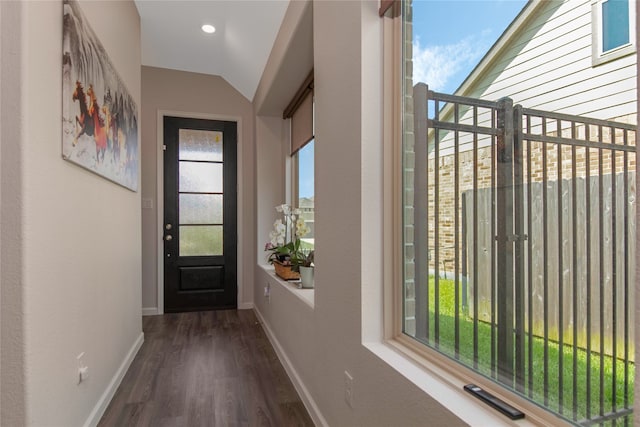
[412,33,491,92]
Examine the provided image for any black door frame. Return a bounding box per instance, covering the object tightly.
[154,111,243,315]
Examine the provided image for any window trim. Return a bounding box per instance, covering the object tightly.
[385,0,404,343]
[591,0,636,66]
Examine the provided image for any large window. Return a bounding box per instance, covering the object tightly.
[285,72,314,251]
[397,1,636,425]
[592,0,636,65]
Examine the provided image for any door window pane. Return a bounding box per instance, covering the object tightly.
[179,225,223,256]
[179,162,223,193]
[179,194,223,224]
[179,129,223,162]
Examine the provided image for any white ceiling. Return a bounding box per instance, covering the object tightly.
[134,0,289,101]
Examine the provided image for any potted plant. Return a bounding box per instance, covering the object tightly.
[265,204,311,281]
[293,250,314,288]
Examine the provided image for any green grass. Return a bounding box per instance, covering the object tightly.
[411,276,634,425]
[299,240,314,251]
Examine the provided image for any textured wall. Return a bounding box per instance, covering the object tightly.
[1,1,26,424]
[1,1,143,425]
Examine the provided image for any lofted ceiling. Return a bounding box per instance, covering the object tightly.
[134,0,289,101]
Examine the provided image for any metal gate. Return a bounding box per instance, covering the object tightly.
[409,83,636,425]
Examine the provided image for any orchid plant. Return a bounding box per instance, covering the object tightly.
[265,204,313,269]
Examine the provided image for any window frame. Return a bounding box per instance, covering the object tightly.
[591,0,636,66]
[291,100,314,248]
[382,2,586,425]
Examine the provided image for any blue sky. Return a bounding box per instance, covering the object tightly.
[298,140,314,199]
[412,0,527,94]
[298,1,527,199]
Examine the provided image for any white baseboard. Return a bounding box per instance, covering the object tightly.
[83,332,144,427]
[142,307,158,316]
[253,308,327,427]
[238,302,254,310]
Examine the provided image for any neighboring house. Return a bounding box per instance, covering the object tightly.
[299,196,315,239]
[455,0,636,122]
[421,0,637,269]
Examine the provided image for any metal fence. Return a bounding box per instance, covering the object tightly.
[408,83,636,425]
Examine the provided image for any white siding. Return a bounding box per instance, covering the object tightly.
[463,0,636,121]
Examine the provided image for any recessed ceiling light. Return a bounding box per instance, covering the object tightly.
[201,24,216,34]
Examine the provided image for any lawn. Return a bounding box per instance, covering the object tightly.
[413,276,634,425]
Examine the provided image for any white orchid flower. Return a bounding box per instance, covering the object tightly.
[269,218,287,245]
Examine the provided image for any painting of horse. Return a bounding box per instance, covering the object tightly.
[62,0,138,191]
[72,81,94,145]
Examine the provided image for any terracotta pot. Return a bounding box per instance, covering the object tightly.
[273,260,300,280]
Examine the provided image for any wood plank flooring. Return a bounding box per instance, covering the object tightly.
[98,310,314,427]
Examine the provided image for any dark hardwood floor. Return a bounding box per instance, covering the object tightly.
[98,310,314,427]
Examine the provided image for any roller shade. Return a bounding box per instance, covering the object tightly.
[290,91,314,155]
[379,0,399,17]
[284,71,314,156]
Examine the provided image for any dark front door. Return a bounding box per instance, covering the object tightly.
[163,116,237,312]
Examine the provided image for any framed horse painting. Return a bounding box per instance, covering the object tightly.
[62,0,138,191]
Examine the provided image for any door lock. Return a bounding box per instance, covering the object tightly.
[165,223,172,230]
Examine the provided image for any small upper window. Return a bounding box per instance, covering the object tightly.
[592,0,636,65]
[602,0,629,51]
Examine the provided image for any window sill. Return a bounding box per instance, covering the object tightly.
[592,43,636,67]
[259,264,315,308]
[363,339,555,427]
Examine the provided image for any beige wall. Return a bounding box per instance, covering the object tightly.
[253,1,467,425]
[1,1,25,424]
[1,1,142,425]
[141,66,255,312]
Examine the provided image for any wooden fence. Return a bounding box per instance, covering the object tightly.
[464,172,636,359]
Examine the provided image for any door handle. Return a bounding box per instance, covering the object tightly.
[165,235,173,241]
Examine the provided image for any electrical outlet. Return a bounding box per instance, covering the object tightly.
[77,352,89,384]
[344,370,354,408]
[264,282,271,302]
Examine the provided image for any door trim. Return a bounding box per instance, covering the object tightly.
[156,110,245,315]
